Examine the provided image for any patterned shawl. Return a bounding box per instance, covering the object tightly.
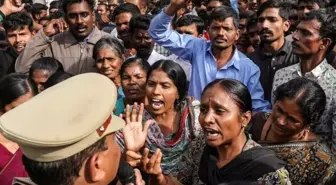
[116,97,203,175]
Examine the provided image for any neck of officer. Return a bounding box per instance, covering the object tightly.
[300,51,326,74]
[212,45,235,69]
[263,36,285,54]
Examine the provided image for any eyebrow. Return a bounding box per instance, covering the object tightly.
[68,11,90,15]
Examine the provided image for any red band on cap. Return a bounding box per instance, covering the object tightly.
[96,115,112,136]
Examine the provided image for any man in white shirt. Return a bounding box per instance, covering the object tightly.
[272,9,336,154]
[168,14,205,81]
[110,3,140,49]
[129,14,167,65]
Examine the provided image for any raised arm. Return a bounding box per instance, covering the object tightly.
[15,19,67,73]
[149,0,203,62]
[247,65,271,113]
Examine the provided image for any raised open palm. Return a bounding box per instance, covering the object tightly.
[123,103,151,152]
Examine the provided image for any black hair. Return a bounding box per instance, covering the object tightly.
[147,60,187,109]
[330,0,336,7]
[0,73,38,111]
[206,0,231,6]
[274,78,326,126]
[240,10,257,22]
[39,15,50,23]
[31,3,48,16]
[150,7,161,16]
[298,0,326,8]
[97,2,108,10]
[257,0,291,21]
[209,6,239,28]
[23,137,107,185]
[29,57,64,79]
[301,8,336,53]
[120,57,150,77]
[129,14,153,35]
[202,79,252,113]
[175,15,205,35]
[43,71,72,89]
[2,12,34,33]
[246,18,258,31]
[24,4,33,14]
[111,3,140,22]
[49,1,62,10]
[62,0,94,14]
[288,2,298,20]
[49,10,65,20]
[93,36,124,61]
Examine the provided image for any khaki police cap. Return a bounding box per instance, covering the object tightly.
[0,73,125,162]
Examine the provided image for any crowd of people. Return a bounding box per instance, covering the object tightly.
[0,0,336,184]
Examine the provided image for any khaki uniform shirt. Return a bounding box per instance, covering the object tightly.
[15,27,110,75]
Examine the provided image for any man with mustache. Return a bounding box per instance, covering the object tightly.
[249,0,299,102]
[246,18,260,51]
[236,10,256,55]
[49,1,62,13]
[149,2,271,112]
[108,0,119,14]
[96,2,110,17]
[110,3,140,57]
[248,0,258,12]
[272,9,336,154]
[15,0,110,75]
[0,73,146,185]
[130,14,167,65]
[31,3,48,23]
[297,0,325,18]
[0,12,34,79]
[238,0,248,12]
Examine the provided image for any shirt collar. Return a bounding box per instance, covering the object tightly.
[293,59,329,78]
[259,39,291,57]
[80,27,95,43]
[64,27,97,48]
[147,49,163,64]
[207,44,240,71]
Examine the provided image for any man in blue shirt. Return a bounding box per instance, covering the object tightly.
[149,1,270,112]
